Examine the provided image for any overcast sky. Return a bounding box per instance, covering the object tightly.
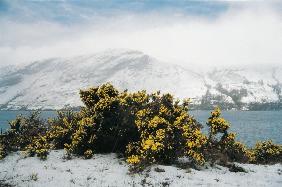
[0,0,281,68]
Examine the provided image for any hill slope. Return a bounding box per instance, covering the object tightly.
[0,49,281,110]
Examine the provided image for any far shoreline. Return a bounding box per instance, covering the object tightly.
[1,109,282,112]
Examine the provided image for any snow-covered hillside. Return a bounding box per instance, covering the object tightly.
[0,49,281,110]
[202,67,282,110]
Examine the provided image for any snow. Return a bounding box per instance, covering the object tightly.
[1,150,281,187]
[0,49,281,110]
[0,49,206,110]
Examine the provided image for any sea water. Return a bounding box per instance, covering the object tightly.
[191,110,282,147]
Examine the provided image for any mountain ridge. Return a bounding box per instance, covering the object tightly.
[0,49,281,110]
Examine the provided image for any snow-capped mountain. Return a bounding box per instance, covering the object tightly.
[201,67,282,110]
[0,49,281,110]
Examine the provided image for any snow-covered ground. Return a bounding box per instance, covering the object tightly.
[0,150,281,187]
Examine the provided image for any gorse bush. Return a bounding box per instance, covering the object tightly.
[24,84,147,159]
[126,93,207,166]
[207,107,230,136]
[78,84,143,154]
[60,83,206,164]
[204,107,250,164]
[0,141,7,159]
[220,134,250,163]
[251,140,282,164]
[23,83,207,165]
[26,110,86,159]
[8,111,46,150]
[0,111,47,159]
[25,135,51,160]
[47,110,82,150]
[0,83,281,169]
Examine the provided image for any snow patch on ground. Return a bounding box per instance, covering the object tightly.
[1,150,281,187]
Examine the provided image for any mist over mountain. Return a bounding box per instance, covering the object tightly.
[0,49,281,110]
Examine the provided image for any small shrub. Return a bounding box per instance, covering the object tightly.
[64,117,96,157]
[25,135,51,160]
[251,140,282,164]
[228,164,247,173]
[220,133,250,163]
[204,107,249,164]
[0,141,7,160]
[24,110,82,159]
[29,173,38,181]
[84,149,94,159]
[47,110,82,149]
[207,107,230,140]
[154,167,165,172]
[0,111,47,158]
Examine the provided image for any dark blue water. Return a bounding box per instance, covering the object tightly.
[0,110,281,147]
[190,110,282,147]
[0,110,56,133]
